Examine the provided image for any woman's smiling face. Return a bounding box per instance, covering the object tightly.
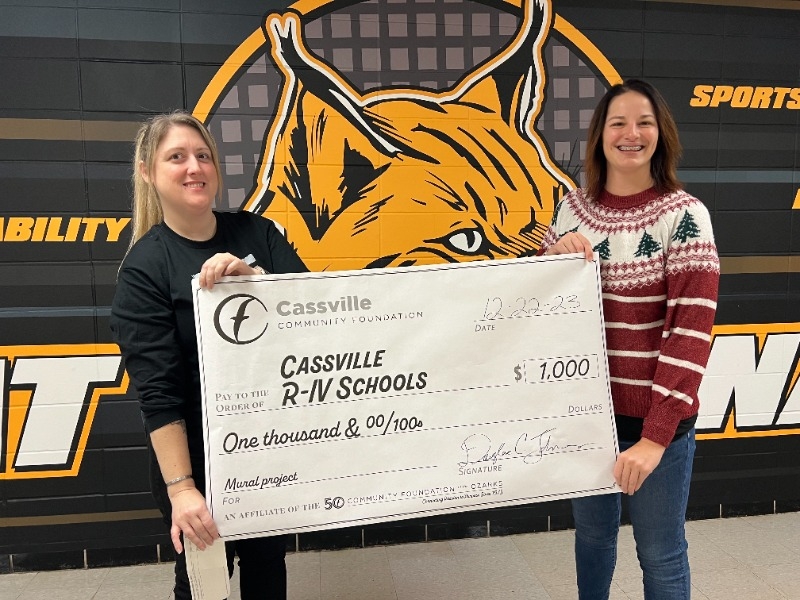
[145,124,219,221]
[602,90,659,179]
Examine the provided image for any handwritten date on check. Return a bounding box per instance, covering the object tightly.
[193,255,619,540]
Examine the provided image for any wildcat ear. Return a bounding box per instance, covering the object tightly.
[454,0,550,130]
[249,12,397,228]
[265,12,403,158]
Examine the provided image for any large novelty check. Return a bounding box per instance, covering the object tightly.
[193,255,619,540]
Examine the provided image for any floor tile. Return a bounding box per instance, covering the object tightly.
[751,563,800,599]
[692,566,786,600]
[92,579,174,600]
[448,537,550,599]
[0,512,799,600]
[16,588,99,600]
[99,563,175,585]
[685,527,742,574]
[286,549,321,600]
[0,572,37,599]
[512,528,575,589]
[21,568,108,591]
[320,546,396,600]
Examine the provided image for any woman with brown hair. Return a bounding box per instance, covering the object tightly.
[540,79,719,599]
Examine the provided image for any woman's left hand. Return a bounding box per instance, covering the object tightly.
[198,253,258,289]
[613,438,666,495]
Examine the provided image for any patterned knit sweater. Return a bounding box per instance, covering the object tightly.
[540,187,720,447]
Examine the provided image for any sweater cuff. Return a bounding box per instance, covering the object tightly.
[641,412,681,448]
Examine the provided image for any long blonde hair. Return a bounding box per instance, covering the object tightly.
[126,111,223,255]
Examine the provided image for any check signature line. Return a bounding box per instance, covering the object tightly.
[461,445,601,468]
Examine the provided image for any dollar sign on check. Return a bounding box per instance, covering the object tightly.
[514,364,522,381]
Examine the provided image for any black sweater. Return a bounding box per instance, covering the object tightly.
[110,211,307,464]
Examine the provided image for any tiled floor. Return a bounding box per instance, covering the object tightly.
[2,512,800,599]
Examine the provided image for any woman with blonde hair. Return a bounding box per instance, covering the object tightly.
[111,111,306,599]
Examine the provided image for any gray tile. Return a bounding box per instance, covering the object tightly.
[17,588,99,600]
[512,529,575,589]
[0,572,37,597]
[92,579,174,600]
[685,527,742,574]
[448,537,549,599]
[388,542,463,600]
[320,546,395,600]
[692,567,786,600]
[541,584,577,600]
[22,569,108,591]
[286,551,321,600]
[686,516,756,538]
[612,576,643,600]
[609,526,641,580]
[701,524,799,567]
[3,512,800,600]
[99,563,174,585]
[750,563,800,600]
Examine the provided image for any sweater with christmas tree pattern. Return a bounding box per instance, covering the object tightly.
[540,187,719,447]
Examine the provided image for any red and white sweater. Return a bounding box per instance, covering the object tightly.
[540,187,720,447]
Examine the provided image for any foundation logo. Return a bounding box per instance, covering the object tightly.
[214,294,270,344]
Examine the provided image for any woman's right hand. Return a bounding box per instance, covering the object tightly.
[168,485,219,553]
[545,231,594,261]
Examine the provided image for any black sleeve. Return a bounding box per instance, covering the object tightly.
[109,256,187,434]
[262,218,309,274]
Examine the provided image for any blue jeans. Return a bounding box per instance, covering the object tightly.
[571,429,695,600]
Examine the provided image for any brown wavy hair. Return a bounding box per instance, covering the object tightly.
[584,79,682,200]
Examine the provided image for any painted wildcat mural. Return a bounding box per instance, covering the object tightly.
[245,0,574,271]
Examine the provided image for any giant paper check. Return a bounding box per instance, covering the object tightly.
[193,255,619,539]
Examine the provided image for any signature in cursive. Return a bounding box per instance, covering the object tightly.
[459,433,512,468]
[459,428,590,468]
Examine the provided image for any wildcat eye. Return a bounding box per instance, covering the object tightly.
[447,229,484,254]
